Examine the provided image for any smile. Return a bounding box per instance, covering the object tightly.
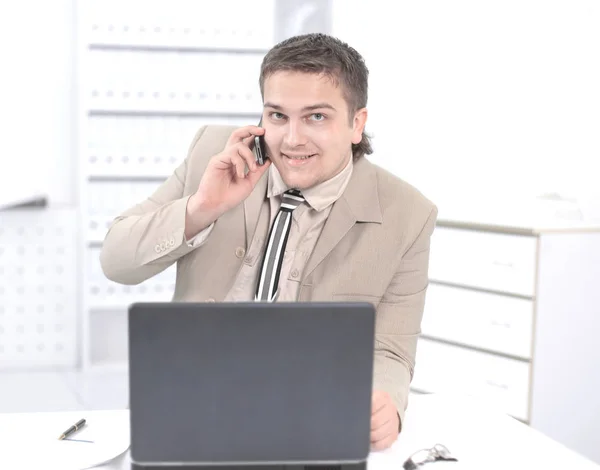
[282,153,316,160]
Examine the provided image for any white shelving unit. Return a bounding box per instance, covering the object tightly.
[77,0,332,371]
[413,216,600,463]
[0,210,78,369]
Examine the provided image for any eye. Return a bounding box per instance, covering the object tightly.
[270,112,285,120]
[310,113,325,121]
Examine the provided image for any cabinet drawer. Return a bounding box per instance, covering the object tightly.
[412,338,530,421]
[422,284,534,358]
[429,227,537,297]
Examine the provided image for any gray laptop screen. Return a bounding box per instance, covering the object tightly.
[128,302,375,465]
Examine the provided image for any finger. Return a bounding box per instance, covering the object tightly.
[226,125,265,146]
[370,432,398,452]
[230,154,246,179]
[235,143,258,172]
[372,389,388,401]
[370,417,394,442]
[246,159,271,186]
[214,143,257,174]
[371,404,393,431]
[370,427,388,444]
[242,134,256,148]
[371,392,387,414]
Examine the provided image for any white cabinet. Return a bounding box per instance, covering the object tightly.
[412,338,531,421]
[428,228,538,296]
[414,218,600,463]
[420,284,534,359]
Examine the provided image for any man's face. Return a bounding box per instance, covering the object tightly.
[261,71,367,190]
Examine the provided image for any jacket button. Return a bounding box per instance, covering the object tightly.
[291,268,300,279]
[235,247,246,258]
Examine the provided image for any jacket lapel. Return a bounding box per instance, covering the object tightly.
[243,169,269,248]
[303,157,383,279]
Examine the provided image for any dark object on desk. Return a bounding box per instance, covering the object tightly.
[58,418,86,440]
[402,444,458,469]
[128,302,375,470]
[0,196,47,211]
[132,465,365,470]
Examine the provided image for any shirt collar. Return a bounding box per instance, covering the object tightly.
[267,154,354,212]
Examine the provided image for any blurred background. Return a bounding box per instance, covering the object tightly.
[0,0,599,463]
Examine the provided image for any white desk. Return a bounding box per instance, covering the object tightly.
[2,394,597,470]
[96,394,600,470]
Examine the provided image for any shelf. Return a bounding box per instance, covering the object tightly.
[88,109,261,118]
[88,175,167,182]
[89,43,269,55]
[0,196,48,211]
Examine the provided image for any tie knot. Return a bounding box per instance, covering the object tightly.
[281,189,304,211]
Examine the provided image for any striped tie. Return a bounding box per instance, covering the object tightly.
[255,189,305,302]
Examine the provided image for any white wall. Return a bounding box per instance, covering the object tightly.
[333,0,600,219]
[0,0,76,207]
[2,0,597,212]
[0,1,79,371]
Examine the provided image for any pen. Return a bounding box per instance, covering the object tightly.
[58,418,86,440]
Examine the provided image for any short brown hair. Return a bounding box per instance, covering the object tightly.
[259,33,373,160]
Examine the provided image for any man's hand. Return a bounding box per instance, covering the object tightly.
[185,125,271,239]
[370,390,400,451]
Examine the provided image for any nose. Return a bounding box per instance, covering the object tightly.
[283,121,308,148]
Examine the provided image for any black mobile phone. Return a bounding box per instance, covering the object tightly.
[253,120,268,165]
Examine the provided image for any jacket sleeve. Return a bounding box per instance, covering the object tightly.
[100,126,209,285]
[371,205,438,430]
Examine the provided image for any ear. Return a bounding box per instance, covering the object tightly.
[351,108,368,145]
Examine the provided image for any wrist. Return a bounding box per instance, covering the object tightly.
[185,194,221,240]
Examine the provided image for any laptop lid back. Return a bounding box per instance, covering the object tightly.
[128,302,375,466]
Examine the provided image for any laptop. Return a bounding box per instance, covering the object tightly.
[128,302,375,470]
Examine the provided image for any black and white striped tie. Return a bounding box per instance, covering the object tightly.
[255,189,305,302]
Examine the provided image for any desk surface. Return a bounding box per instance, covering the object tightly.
[2,394,598,470]
[102,394,600,470]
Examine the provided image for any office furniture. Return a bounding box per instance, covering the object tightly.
[0,209,78,369]
[414,216,600,463]
[3,394,596,470]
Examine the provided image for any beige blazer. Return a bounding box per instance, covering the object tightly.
[100,125,438,425]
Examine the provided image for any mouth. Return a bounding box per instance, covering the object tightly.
[282,153,316,165]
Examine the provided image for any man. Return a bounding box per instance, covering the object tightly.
[100,33,437,451]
